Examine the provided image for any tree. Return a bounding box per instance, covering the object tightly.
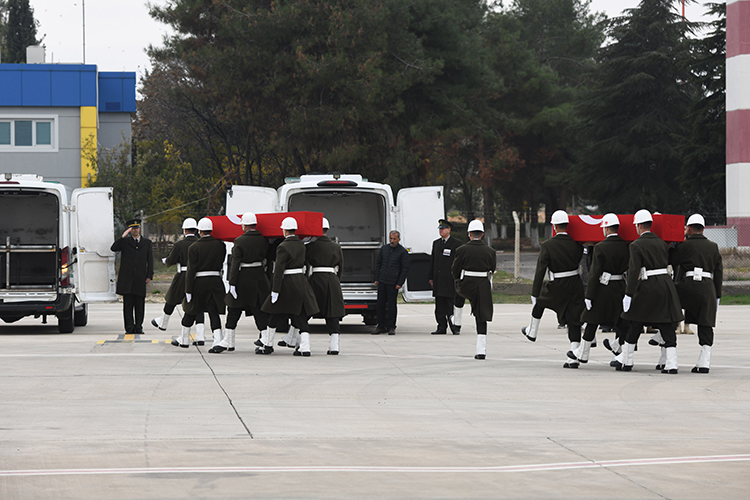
[3,0,38,63]
[573,0,697,214]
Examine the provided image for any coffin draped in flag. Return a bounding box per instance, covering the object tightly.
[561,214,685,243]
[208,211,324,241]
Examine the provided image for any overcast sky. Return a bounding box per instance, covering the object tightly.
[29,0,720,83]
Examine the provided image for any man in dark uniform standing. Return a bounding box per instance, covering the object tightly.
[306,217,345,355]
[373,231,410,335]
[173,218,226,348]
[429,219,463,335]
[521,210,585,368]
[259,217,319,355]
[670,214,723,373]
[210,212,271,354]
[111,218,153,334]
[151,218,202,340]
[567,213,629,367]
[616,209,684,373]
[451,219,496,359]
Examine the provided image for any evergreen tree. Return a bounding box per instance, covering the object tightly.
[5,0,38,63]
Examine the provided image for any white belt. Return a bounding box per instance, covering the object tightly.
[599,272,624,285]
[177,266,187,273]
[311,267,337,273]
[686,268,712,281]
[240,261,263,268]
[639,267,669,280]
[195,271,221,278]
[283,268,305,275]
[461,270,491,279]
[548,269,579,281]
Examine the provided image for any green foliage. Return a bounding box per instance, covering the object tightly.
[3,0,38,63]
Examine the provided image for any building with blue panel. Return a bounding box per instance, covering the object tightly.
[0,63,136,189]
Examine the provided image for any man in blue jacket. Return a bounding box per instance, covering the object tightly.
[373,230,410,335]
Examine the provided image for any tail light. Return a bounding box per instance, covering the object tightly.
[61,246,70,286]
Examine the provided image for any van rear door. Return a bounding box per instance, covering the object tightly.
[396,186,444,302]
[226,185,279,219]
[71,187,118,302]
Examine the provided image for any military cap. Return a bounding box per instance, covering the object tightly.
[438,219,453,229]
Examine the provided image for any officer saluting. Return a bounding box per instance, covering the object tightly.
[110,217,153,334]
[305,217,345,355]
[258,217,319,355]
[670,214,723,373]
[429,219,463,335]
[451,220,496,359]
[210,212,271,354]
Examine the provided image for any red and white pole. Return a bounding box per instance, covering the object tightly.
[726,0,750,245]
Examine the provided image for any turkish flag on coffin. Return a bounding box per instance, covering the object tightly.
[207,211,324,242]
[561,214,685,243]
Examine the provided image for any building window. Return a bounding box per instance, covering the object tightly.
[0,117,57,150]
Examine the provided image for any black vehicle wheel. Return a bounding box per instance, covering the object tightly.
[58,303,75,333]
[363,313,377,326]
[74,303,88,327]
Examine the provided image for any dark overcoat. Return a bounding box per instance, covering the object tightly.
[532,233,584,324]
[375,243,410,286]
[429,236,463,297]
[110,235,153,297]
[183,235,226,316]
[621,232,684,324]
[451,239,496,322]
[261,235,319,317]
[581,234,629,325]
[670,234,723,326]
[164,234,197,305]
[305,235,345,318]
[225,230,271,310]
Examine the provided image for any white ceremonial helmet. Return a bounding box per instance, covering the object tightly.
[197,218,213,231]
[633,209,653,225]
[550,210,569,225]
[686,214,705,227]
[322,217,330,230]
[280,217,298,230]
[182,217,198,230]
[241,212,257,225]
[600,213,620,228]
[467,219,484,232]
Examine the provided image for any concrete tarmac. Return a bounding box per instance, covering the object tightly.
[1,303,748,499]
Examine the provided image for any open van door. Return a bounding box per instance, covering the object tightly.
[71,187,118,302]
[226,185,279,219]
[397,186,444,302]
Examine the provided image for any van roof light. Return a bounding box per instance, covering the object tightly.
[317,180,358,187]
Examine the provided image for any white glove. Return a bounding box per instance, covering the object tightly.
[622,295,631,312]
[161,257,167,264]
[585,298,592,310]
[531,296,537,306]
[717,298,721,310]
[230,285,237,299]
[271,291,279,303]
[185,293,192,303]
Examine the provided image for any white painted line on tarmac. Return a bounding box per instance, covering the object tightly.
[2,454,749,477]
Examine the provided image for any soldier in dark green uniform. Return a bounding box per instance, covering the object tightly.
[258,217,319,355]
[151,218,204,342]
[451,220,496,359]
[521,210,585,368]
[305,217,345,355]
[429,219,463,335]
[210,212,271,354]
[616,209,684,373]
[110,218,153,334]
[670,214,723,373]
[567,214,630,367]
[172,218,226,348]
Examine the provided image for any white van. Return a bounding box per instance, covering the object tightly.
[0,174,117,332]
[225,173,444,324]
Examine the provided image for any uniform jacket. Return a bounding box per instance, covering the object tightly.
[183,235,226,316]
[532,233,584,323]
[621,231,683,324]
[225,230,271,310]
[306,235,345,318]
[451,239,496,322]
[429,235,463,297]
[110,235,153,297]
[375,243,410,286]
[164,234,197,305]
[670,233,723,326]
[581,234,629,325]
[261,235,319,317]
